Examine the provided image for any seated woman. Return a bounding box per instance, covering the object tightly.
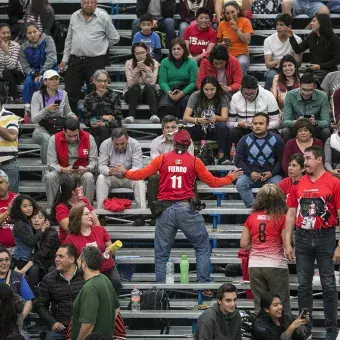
[51,177,100,242]
[197,45,242,98]
[282,118,323,175]
[184,75,228,163]
[217,1,253,75]
[31,70,73,167]
[158,38,198,120]
[0,23,24,102]
[10,195,48,293]
[271,55,300,111]
[252,294,309,340]
[64,203,122,295]
[19,21,57,104]
[83,69,122,148]
[325,120,340,179]
[123,42,159,124]
[215,0,253,24]
[15,206,60,281]
[279,153,305,197]
[286,13,340,86]
[23,0,55,35]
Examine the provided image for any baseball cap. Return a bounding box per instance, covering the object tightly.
[43,70,60,80]
[173,129,191,146]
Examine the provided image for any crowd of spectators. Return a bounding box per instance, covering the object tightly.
[2,0,340,339]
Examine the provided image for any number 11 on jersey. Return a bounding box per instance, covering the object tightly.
[171,175,182,189]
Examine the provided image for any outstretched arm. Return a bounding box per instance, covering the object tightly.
[122,155,164,180]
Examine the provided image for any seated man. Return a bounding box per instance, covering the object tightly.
[263,13,302,90]
[182,8,216,64]
[96,127,146,210]
[235,112,284,208]
[282,73,330,142]
[46,117,98,208]
[148,115,194,214]
[0,246,34,321]
[195,283,242,340]
[227,75,281,157]
[282,0,329,17]
[36,244,83,340]
[0,170,17,254]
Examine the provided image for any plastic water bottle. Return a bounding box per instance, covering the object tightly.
[131,286,140,311]
[166,258,174,284]
[180,255,189,283]
[230,143,236,163]
[24,104,31,123]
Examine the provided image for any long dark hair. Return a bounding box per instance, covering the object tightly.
[314,13,334,41]
[0,283,23,339]
[223,1,244,19]
[277,55,300,92]
[257,294,287,328]
[197,76,222,112]
[29,0,51,19]
[50,177,80,222]
[39,81,60,108]
[131,42,155,69]
[9,194,38,222]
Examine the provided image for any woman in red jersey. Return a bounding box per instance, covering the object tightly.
[240,184,290,322]
[279,153,305,198]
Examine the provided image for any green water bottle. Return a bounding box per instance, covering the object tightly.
[180,255,189,283]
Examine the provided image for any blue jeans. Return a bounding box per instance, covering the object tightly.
[237,54,250,76]
[45,330,67,340]
[155,202,211,282]
[236,174,282,208]
[179,21,189,37]
[32,129,51,164]
[0,159,19,193]
[22,74,43,104]
[295,228,338,334]
[264,68,278,90]
[132,18,176,48]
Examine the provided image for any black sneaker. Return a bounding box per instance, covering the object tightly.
[218,158,234,165]
[133,215,145,226]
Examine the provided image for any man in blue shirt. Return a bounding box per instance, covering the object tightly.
[235,112,284,208]
[0,246,34,319]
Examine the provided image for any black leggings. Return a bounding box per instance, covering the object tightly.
[2,69,24,99]
[124,84,158,117]
[102,266,122,296]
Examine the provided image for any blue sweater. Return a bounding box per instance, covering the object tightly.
[235,131,284,176]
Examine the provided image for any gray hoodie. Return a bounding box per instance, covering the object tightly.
[195,303,242,340]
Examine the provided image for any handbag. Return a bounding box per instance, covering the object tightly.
[39,116,65,135]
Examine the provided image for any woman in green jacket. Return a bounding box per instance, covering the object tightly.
[158,37,198,119]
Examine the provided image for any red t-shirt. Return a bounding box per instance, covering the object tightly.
[245,211,287,268]
[0,192,17,248]
[279,177,300,199]
[287,172,340,229]
[63,225,114,272]
[56,197,94,241]
[183,24,217,56]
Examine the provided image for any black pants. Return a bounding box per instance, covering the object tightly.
[102,266,122,296]
[158,93,189,120]
[89,125,111,150]
[2,69,24,99]
[147,173,160,208]
[124,84,158,117]
[64,54,108,113]
[226,127,252,157]
[281,126,331,143]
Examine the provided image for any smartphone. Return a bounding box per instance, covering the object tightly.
[224,37,231,45]
[305,64,312,70]
[172,89,179,95]
[90,117,98,123]
[72,165,79,170]
[304,114,312,119]
[261,172,266,177]
[54,99,61,105]
[301,308,308,319]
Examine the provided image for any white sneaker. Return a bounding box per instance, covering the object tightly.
[150,115,160,124]
[124,116,134,124]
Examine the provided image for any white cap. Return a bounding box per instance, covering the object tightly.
[43,70,60,80]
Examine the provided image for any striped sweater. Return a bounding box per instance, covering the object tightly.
[0,41,23,77]
[0,107,19,162]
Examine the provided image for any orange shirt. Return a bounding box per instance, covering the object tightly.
[217,17,253,57]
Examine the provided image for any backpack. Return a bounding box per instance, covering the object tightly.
[154,31,166,49]
[196,143,214,165]
[50,21,68,54]
[126,287,170,334]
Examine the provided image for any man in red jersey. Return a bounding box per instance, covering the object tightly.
[112,129,243,283]
[285,146,340,340]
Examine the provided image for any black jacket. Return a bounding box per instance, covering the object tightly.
[136,0,176,18]
[35,269,84,328]
[252,313,306,340]
[83,88,122,129]
[195,303,242,340]
[32,228,60,270]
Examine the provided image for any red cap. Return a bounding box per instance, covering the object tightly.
[173,129,191,146]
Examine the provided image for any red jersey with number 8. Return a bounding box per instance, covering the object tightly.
[157,150,196,200]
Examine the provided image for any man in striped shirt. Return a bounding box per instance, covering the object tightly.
[0,96,19,192]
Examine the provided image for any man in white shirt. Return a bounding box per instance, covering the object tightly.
[263,13,302,90]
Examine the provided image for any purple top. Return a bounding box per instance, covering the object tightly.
[44,90,64,107]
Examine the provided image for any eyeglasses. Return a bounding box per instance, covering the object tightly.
[95,79,109,83]
[0,258,10,264]
[135,51,147,56]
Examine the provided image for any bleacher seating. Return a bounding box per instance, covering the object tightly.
[1,0,340,338]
